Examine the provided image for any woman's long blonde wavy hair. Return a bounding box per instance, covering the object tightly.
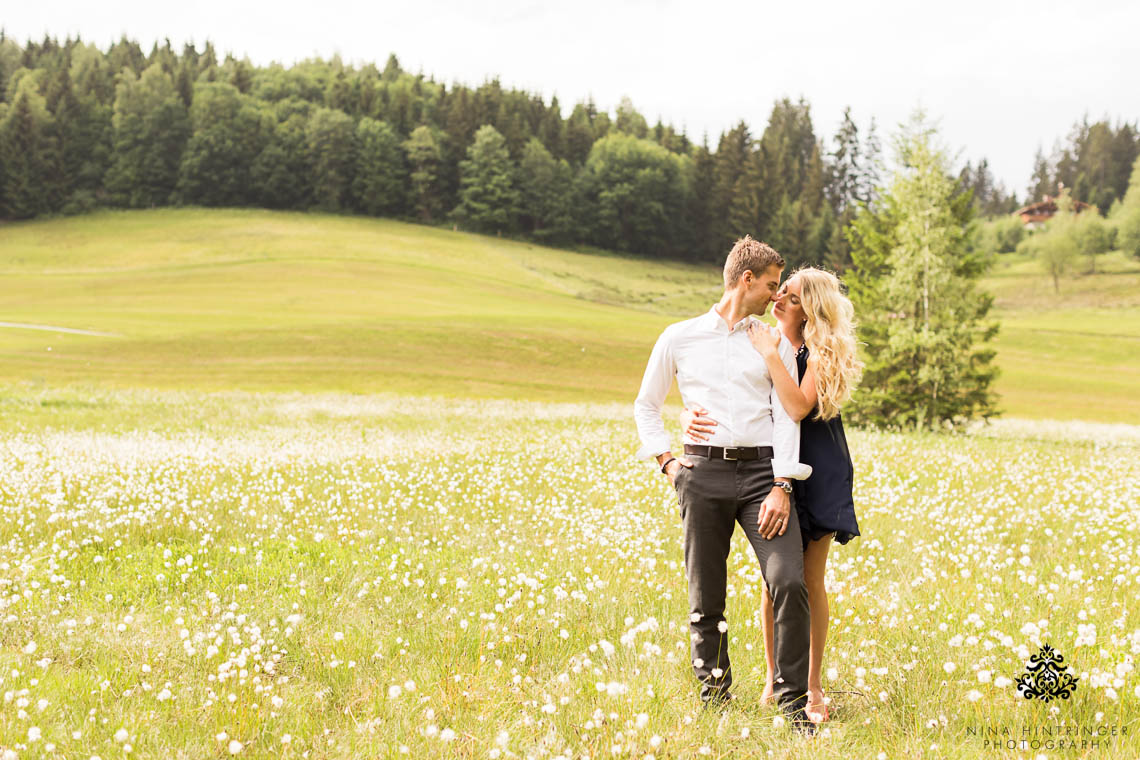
[795,267,863,421]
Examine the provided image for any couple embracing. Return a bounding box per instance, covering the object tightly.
[633,236,862,736]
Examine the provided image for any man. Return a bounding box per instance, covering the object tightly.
[633,236,814,732]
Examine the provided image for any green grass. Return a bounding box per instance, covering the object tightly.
[0,390,1136,759]
[1,208,1138,421]
[0,209,720,404]
[980,249,1140,421]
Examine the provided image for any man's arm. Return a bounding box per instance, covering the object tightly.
[633,328,676,460]
[771,337,812,482]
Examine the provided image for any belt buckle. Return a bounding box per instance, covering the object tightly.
[722,447,739,460]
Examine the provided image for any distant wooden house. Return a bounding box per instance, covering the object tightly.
[1015,196,1091,227]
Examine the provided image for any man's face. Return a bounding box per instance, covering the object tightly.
[743,264,784,315]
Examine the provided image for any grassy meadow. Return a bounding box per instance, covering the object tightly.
[0,209,716,403]
[0,390,1137,759]
[980,249,1140,422]
[1,208,1138,420]
[1,209,1139,759]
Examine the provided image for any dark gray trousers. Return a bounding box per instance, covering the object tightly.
[673,455,810,710]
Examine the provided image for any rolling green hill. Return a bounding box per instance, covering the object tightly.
[1,208,1137,422]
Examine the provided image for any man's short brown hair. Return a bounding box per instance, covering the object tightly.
[723,235,785,288]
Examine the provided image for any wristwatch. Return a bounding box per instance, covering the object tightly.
[772,480,793,495]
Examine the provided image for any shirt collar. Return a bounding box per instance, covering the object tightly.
[704,304,752,334]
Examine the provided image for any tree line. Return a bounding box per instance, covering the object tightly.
[0,33,888,269]
[3,34,1134,265]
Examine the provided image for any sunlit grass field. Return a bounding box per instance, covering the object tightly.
[1,210,1139,758]
[0,389,1137,759]
[2,208,1138,421]
[980,249,1140,422]
[0,209,714,403]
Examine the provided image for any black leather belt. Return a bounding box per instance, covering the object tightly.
[684,444,774,461]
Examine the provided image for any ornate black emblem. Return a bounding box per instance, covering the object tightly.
[1016,643,1078,701]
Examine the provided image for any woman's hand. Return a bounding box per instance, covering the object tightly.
[680,405,718,442]
[746,321,781,358]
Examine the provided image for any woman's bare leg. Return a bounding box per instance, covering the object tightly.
[759,581,775,703]
[804,533,833,721]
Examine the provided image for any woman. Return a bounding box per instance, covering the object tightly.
[680,266,862,723]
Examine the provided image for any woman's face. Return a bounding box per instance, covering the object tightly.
[772,275,805,326]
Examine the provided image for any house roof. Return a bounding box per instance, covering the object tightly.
[1015,196,1092,216]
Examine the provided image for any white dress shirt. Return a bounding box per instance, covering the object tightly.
[634,305,812,480]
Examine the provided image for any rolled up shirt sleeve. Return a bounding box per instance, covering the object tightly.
[633,328,676,459]
[771,337,812,480]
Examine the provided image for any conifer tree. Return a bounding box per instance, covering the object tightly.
[847,113,998,429]
[453,124,518,233]
[0,87,57,218]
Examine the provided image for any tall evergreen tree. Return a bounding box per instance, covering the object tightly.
[829,107,862,215]
[685,140,718,261]
[711,122,753,249]
[452,124,518,233]
[564,102,594,166]
[756,98,816,234]
[825,107,864,271]
[847,113,998,429]
[539,96,564,159]
[0,86,57,218]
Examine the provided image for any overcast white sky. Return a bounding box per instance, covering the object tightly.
[6,0,1138,197]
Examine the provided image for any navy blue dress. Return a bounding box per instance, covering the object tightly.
[791,344,860,550]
